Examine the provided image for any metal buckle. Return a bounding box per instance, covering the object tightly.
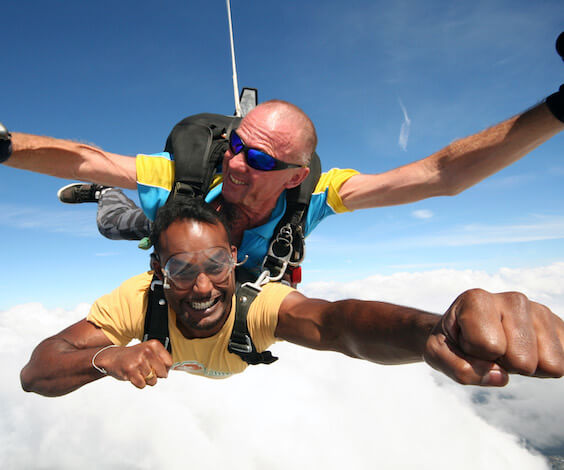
[229,334,253,354]
[261,224,294,281]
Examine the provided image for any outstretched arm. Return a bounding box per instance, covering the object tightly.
[20,319,172,397]
[6,133,137,189]
[339,102,563,210]
[275,289,564,386]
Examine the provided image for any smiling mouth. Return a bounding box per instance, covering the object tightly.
[229,174,246,186]
[189,297,220,311]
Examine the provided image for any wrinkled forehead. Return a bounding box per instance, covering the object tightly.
[238,108,300,162]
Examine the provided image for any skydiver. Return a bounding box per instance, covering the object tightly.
[20,197,564,397]
[3,91,563,277]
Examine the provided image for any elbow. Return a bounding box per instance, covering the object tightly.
[441,181,466,197]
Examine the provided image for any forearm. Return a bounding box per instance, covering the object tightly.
[20,338,107,397]
[7,132,137,189]
[278,296,439,364]
[335,300,439,364]
[432,102,563,196]
[341,102,563,210]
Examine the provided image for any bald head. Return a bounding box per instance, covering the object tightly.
[241,100,317,166]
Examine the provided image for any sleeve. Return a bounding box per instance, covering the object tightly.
[247,282,295,351]
[303,168,360,236]
[86,272,152,345]
[136,152,176,221]
[314,168,359,214]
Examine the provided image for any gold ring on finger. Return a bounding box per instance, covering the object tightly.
[144,369,156,381]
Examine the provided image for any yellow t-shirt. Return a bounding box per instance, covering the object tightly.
[87,272,294,379]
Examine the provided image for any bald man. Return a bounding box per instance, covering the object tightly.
[5,97,564,276]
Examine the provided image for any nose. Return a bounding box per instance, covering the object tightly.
[192,271,214,294]
[225,147,247,172]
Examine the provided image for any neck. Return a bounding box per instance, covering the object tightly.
[215,197,277,246]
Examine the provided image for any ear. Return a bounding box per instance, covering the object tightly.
[231,245,238,262]
[284,167,310,190]
[150,253,164,280]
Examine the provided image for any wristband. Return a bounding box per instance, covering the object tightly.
[0,122,12,163]
[546,85,564,123]
[91,344,119,374]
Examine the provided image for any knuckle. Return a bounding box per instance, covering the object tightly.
[146,339,163,349]
[504,356,537,376]
[452,362,477,385]
[460,288,488,303]
[506,291,529,312]
[423,336,442,363]
[541,361,564,378]
[538,352,564,378]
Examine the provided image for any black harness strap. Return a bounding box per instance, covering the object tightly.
[161,110,322,286]
[228,283,278,365]
[142,276,171,353]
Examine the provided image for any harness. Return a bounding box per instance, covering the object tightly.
[164,111,322,286]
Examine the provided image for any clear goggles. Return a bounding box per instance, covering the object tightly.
[162,247,235,290]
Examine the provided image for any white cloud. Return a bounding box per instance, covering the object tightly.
[412,209,433,219]
[309,215,564,258]
[4,263,564,468]
[302,262,564,457]
[302,262,564,313]
[398,99,411,151]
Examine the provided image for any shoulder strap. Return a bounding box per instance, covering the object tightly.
[143,275,171,352]
[165,113,242,201]
[228,283,278,365]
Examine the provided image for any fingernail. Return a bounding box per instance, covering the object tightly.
[481,369,509,386]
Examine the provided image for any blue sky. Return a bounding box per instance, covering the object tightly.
[1,0,563,309]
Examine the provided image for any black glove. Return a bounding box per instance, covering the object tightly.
[0,122,12,163]
[546,33,564,123]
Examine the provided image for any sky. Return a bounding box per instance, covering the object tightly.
[1,0,563,468]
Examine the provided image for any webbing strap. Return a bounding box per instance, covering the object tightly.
[143,277,171,353]
[228,283,278,365]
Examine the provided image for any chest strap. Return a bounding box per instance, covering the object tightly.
[228,283,278,365]
[142,277,171,352]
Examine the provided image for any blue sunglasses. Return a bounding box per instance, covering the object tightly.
[229,130,304,171]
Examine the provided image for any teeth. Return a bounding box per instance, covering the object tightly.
[190,298,217,310]
[229,174,246,186]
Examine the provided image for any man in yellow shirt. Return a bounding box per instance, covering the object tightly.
[20,198,564,397]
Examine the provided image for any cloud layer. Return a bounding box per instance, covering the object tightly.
[3,263,563,469]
